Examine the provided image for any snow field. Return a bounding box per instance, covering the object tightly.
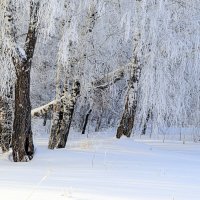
[0,127,200,200]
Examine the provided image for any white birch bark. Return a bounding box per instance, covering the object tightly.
[116,0,144,138]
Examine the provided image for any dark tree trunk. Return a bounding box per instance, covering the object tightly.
[116,0,143,139]
[95,111,103,132]
[116,93,135,138]
[48,80,80,149]
[12,64,34,161]
[82,109,92,134]
[48,102,63,149]
[116,58,141,139]
[56,108,74,148]
[141,109,151,135]
[43,112,48,126]
[57,81,80,148]
[9,0,39,161]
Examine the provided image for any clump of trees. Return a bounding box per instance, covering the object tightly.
[0,0,199,162]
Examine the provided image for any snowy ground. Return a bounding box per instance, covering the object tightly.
[0,125,200,200]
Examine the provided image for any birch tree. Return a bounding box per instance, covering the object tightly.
[48,1,81,149]
[12,0,40,161]
[0,0,61,161]
[116,0,144,138]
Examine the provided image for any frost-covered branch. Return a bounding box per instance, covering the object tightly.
[31,63,129,117]
[92,63,131,89]
[31,95,68,117]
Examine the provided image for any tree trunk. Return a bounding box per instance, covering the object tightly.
[95,110,103,132]
[82,109,92,134]
[43,112,48,126]
[48,101,63,149]
[116,86,135,138]
[116,60,141,138]
[116,0,143,139]
[57,80,80,148]
[141,109,151,135]
[10,0,39,161]
[12,65,34,161]
[48,80,80,149]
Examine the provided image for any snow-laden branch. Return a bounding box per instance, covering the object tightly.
[31,100,54,117]
[31,63,131,116]
[31,95,66,117]
[92,63,131,90]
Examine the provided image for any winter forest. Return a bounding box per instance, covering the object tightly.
[0,0,200,199]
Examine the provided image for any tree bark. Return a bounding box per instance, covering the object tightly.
[116,91,135,138]
[48,80,80,149]
[82,109,92,134]
[48,101,63,149]
[116,0,143,139]
[116,58,141,138]
[57,80,80,148]
[10,0,39,161]
[12,65,34,161]
[141,109,151,135]
[43,113,48,126]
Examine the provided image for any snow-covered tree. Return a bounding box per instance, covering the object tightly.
[1,0,199,162]
[0,0,62,161]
